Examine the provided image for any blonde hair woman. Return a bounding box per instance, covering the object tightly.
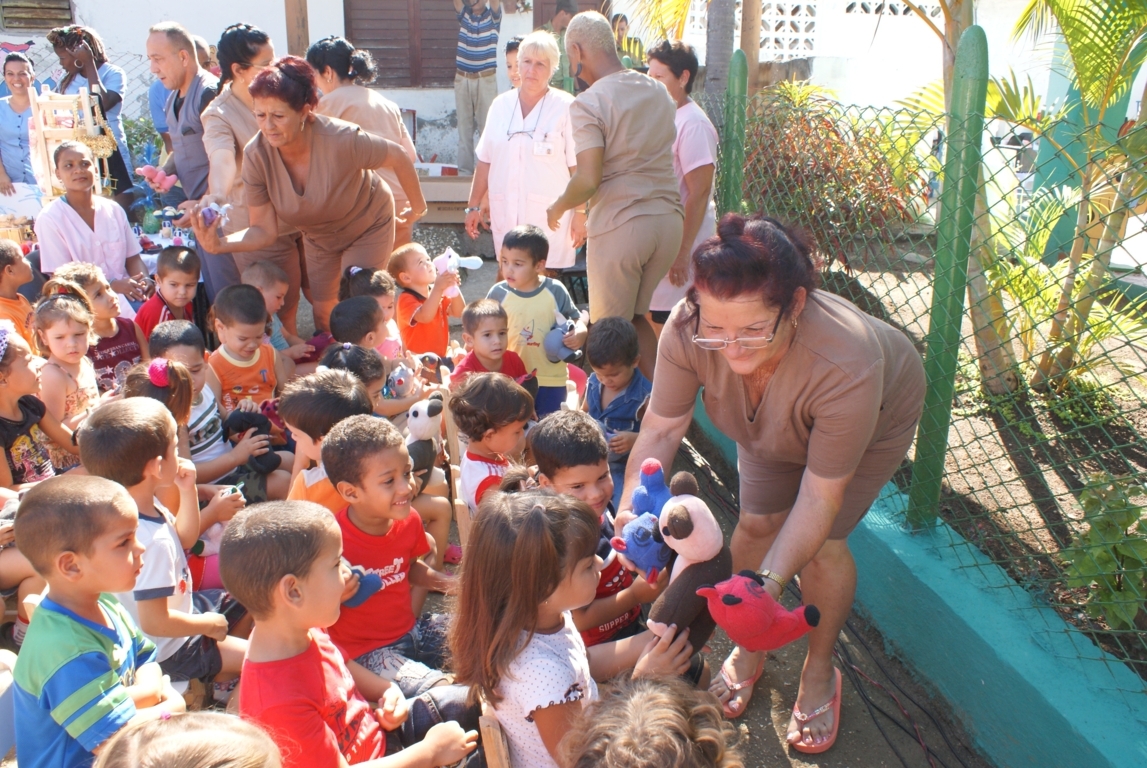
[463,30,586,269]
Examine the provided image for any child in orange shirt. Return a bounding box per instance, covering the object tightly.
[279,369,374,513]
[208,285,288,414]
[389,244,464,357]
[0,240,34,347]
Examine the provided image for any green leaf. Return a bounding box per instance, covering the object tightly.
[1116,538,1147,563]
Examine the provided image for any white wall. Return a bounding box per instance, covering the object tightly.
[73,0,289,68]
[306,0,345,43]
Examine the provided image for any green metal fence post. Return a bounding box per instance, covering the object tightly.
[906,26,989,529]
[718,49,748,216]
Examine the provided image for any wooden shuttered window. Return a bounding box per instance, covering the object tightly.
[0,0,73,30]
[344,0,460,88]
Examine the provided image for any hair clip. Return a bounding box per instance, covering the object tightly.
[348,266,363,276]
[342,342,352,350]
[148,358,170,387]
[0,324,10,363]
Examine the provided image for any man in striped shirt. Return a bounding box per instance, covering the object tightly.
[453,0,502,174]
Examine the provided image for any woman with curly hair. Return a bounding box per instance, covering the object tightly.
[46,25,134,208]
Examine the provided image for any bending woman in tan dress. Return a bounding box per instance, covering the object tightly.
[200,23,305,334]
[616,214,925,753]
[307,37,424,249]
[191,56,426,332]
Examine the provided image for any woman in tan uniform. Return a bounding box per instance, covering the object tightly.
[192,56,426,332]
[617,214,925,753]
[201,23,305,333]
[306,36,423,249]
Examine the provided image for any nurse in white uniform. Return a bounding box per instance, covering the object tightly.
[464,30,585,269]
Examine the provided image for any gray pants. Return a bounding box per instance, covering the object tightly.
[196,242,240,304]
[454,72,498,174]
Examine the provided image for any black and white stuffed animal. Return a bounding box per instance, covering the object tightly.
[406,392,443,494]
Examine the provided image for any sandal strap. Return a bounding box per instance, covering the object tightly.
[793,697,834,724]
[720,658,763,694]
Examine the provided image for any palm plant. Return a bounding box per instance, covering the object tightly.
[623,1,737,91]
[1012,1,1147,387]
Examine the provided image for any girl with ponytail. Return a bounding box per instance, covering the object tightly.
[449,489,694,767]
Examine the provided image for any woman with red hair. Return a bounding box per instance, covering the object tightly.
[615,214,925,754]
[191,56,425,332]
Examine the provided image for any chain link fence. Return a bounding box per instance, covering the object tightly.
[720,79,1147,704]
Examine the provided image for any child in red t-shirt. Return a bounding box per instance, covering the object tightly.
[320,415,456,697]
[223,502,478,768]
[388,243,464,357]
[450,299,529,390]
[531,410,665,646]
[134,246,199,340]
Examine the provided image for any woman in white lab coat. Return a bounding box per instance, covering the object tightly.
[464,30,585,269]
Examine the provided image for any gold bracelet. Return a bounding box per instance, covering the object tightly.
[758,569,787,589]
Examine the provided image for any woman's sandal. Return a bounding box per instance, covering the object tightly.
[717,653,766,719]
[790,667,842,754]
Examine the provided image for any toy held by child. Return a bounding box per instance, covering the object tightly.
[432,247,483,298]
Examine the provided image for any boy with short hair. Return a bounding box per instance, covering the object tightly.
[486,224,585,417]
[0,239,33,346]
[389,243,464,357]
[150,320,292,500]
[322,415,454,696]
[448,372,534,517]
[280,369,375,513]
[208,284,288,414]
[221,501,478,768]
[529,409,662,646]
[241,262,318,374]
[583,316,652,508]
[78,398,249,688]
[451,298,528,388]
[330,295,388,349]
[134,246,200,339]
[13,475,186,767]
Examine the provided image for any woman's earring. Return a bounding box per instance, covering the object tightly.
[791,318,799,329]
[299,119,305,132]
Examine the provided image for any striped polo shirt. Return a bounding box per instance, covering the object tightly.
[456,3,502,74]
[14,594,157,768]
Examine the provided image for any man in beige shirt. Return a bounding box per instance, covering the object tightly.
[547,11,683,380]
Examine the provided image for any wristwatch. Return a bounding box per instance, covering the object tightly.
[464,207,481,214]
[758,569,788,589]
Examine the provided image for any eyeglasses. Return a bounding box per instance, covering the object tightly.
[507,91,547,139]
[691,314,783,350]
